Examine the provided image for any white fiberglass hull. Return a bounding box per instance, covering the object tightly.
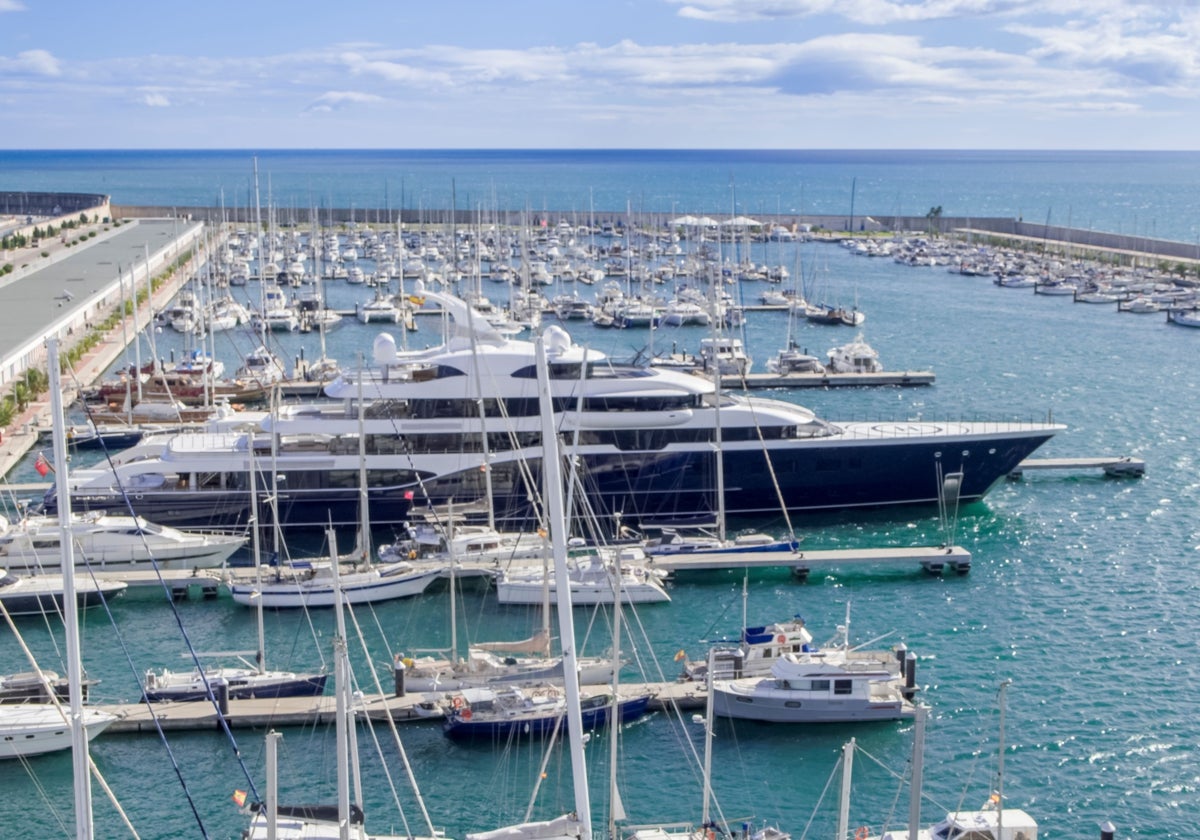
[228,563,442,608]
[0,705,117,759]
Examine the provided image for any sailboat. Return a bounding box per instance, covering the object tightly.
[464,332,601,840]
[626,647,791,840]
[856,685,1038,840]
[0,566,127,616]
[0,339,118,772]
[241,529,448,840]
[394,510,617,692]
[494,542,671,605]
[468,334,778,840]
[143,446,328,701]
[227,375,443,609]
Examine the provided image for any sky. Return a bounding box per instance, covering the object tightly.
[1,0,1198,150]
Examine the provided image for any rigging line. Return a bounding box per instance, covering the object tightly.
[797,751,844,840]
[1,593,145,838]
[69,554,216,838]
[62,364,263,817]
[248,455,328,674]
[741,394,799,544]
[0,485,72,667]
[344,602,438,838]
[18,743,70,835]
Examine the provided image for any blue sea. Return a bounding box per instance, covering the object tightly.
[2,150,1198,840]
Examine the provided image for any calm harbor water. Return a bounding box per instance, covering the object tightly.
[3,150,1199,839]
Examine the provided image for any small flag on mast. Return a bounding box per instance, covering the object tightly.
[34,452,52,477]
[232,789,247,807]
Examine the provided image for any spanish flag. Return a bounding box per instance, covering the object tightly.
[232,789,247,808]
[673,650,687,662]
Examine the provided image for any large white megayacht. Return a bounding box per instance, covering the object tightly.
[44,284,1063,533]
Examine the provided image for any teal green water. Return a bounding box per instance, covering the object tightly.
[3,151,1198,839]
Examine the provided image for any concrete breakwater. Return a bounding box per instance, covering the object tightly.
[112,204,1200,267]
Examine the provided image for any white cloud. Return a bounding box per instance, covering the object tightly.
[669,0,1148,24]
[8,48,61,76]
[306,90,386,112]
[340,51,454,86]
[141,92,170,107]
[0,0,26,11]
[1010,11,1200,89]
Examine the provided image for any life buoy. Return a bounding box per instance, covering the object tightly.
[461,708,472,720]
[777,634,786,644]
[452,696,463,709]
[856,827,869,840]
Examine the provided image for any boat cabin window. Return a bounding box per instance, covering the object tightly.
[582,395,694,412]
[510,362,594,380]
[834,679,853,695]
[363,400,411,420]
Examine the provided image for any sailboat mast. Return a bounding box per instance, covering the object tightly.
[535,336,592,838]
[49,338,97,839]
[143,243,157,383]
[837,738,854,840]
[248,445,266,675]
[907,704,927,840]
[997,680,1010,840]
[711,268,727,544]
[357,356,371,564]
[448,503,458,665]
[328,532,356,840]
[608,549,625,840]
[701,647,716,827]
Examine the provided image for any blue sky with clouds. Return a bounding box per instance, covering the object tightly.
[1,0,1195,149]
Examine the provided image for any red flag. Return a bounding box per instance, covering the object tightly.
[34,453,50,477]
[403,490,415,500]
[231,789,247,807]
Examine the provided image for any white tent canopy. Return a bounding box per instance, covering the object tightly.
[670,215,720,226]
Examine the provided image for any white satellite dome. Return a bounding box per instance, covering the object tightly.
[542,324,572,357]
[373,332,397,366]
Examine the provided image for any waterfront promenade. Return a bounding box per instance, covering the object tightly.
[0,218,203,479]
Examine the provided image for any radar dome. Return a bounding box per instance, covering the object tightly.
[373,333,397,366]
[543,325,572,357]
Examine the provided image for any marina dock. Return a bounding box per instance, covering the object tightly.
[100,681,708,734]
[644,544,972,578]
[1009,456,1146,479]
[716,370,936,388]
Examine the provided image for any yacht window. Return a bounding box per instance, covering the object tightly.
[834,680,853,695]
[510,362,598,380]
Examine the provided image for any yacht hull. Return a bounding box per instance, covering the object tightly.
[47,425,1055,531]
